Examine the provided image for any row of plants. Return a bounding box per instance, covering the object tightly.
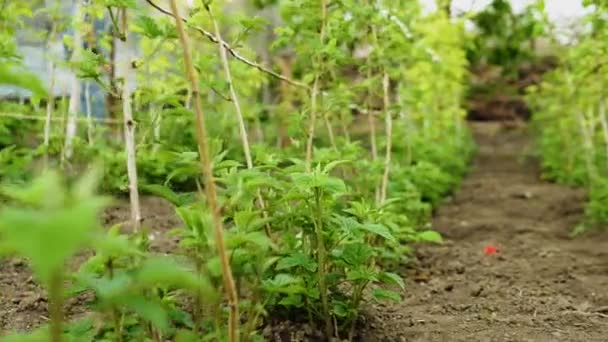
[527,0,608,232]
[1,0,473,341]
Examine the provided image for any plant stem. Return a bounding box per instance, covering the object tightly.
[305,0,328,171]
[169,1,239,341]
[107,258,123,342]
[313,188,332,338]
[48,271,63,342]
[347,283,367,342]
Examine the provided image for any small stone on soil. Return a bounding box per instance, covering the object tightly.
[512,191,534,199]
[471,285,484,297]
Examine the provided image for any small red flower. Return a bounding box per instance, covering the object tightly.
[484,245,498,255]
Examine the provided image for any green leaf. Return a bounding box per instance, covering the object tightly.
[79,272,132,300]
[135,256,208,292]
[291,172,314,190]
[92,228,142,260]
[122,295,169,333]
[0,63,47,98]
[134,15,164,38]
[169,308,195,329]
[1,170,64,208]
[331,301,349,318]
[346,267,378,283]
[340,243,374,266]
[175,330,199,342]
[379,272,405,290]
[315,174,347,194]
[278,294,304,307]
[276,252,318,272]
[228,230,274,250]
[140,184,189,206]
[65,318,95,340]
[206,257,223,278]
[372,288,401,303]
[417,230,443,243]
[0,171,107,284]
[262,274,306,295]
[323,159,351,174]
[360,223,396,241]
[0,328,50,342]
[238,16,269,33]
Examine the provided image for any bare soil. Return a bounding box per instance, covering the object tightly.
[0,196,181,334]
[361,122,608,342]
[2,122,608,341]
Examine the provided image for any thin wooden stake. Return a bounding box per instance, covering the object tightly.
[44,21,57,169]
[206,4,272,237]
[169,1,239,341]
[379,71,392,204]
[63,0,83,161]
[118,9,142,231]
[84,81,94,145]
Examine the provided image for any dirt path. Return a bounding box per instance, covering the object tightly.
[362,122,608,341]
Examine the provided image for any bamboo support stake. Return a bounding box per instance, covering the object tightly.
[169,1,239,341]
[43,21,57,168]
[63,0,83,161]
[306,78,320,171]
[206,4,272,237]
[396,85,413,165]
[379,71,392,204]
[151,103,162,155]
[366,67,378,162]
[577,107,597,183]
[276,56,294,148]
[118,9,142,231]
[85,81,94,145]
[324,112,337,150]
[206,5,252,169]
